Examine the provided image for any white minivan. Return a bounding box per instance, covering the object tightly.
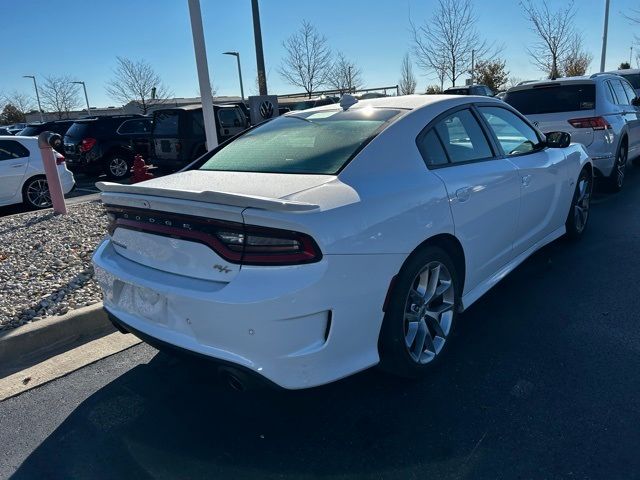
[0,136,75,209]
[504,74,640,191]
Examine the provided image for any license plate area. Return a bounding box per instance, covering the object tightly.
[114,280,168,325]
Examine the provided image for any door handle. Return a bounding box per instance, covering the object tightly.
[11,163,25,168]
[522,174,532,187]
[455,186,472,202]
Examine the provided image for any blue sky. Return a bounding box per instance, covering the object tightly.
[2,0,639,108]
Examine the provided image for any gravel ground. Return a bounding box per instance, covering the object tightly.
[0,202,107,330]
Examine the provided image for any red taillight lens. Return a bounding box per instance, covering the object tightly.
[55,153,65,165]
[568,117,610,130]
[106,208,322,266]
[79,137,97,152]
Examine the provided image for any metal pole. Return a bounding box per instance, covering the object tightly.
[600,0,610,72]
[236,53,245,101]
[72,81,91,116]
[38,132,67,214]
[252,0,268,95]
[24,76,44,122]
[187,0,218,150]
[471,50,475,85]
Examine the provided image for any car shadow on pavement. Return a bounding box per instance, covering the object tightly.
[10,170,640,480]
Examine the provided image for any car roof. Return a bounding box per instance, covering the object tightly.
[0,135,38,145]
[296,94,504,116]
[506,75,621,92]
[606,68,640,75]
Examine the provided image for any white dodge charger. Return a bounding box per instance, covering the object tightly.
[93,95,593,389]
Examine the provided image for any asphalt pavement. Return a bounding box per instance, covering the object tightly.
[1,170,640,479]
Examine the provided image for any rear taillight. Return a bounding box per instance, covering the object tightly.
[55,153,65,165]
[106,208,322,266]
[568,117,610,130]
[79,137,97,152]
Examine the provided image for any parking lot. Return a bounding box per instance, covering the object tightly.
[2,169,639,479]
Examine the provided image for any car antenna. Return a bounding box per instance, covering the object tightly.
[339,94,358,110]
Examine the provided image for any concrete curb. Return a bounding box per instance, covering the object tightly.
[0,303,114,378]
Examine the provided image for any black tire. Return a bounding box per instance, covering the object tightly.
[607,140,627,192]
[379,246,461,379]
[565,167,593,241]
[104,154,132,180]
[22,176,52,210]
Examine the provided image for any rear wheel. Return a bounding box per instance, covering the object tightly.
[22,176,52,209]
[379,246,460,378]
[104,154,132,180]
[565,167,592,241]
[607,141,627,192]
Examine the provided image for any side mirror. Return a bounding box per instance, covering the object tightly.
[545,131,571,149]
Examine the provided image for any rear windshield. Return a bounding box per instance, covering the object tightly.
[153,111,180,136]
[199,108,400,175]
[504,84,596,114]
[19,125,44,136]
[65,122,91,138]
[618,73,640,90]
[446,88,469,95]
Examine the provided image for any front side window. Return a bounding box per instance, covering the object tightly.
[610,80,631,106]
[199,108,400,175]
[479,106,542,156]
[0,140,29,161]
[433,109,493,163]
[621,80,637,103]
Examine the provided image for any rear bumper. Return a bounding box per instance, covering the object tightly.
[92,239,404,389]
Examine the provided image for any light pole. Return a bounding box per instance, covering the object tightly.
[187,0,217,150]
[251,0,268,95]
[23,75,44,122]
[223,51,245,102]
[600,0,611,72]
[71,81,91,116]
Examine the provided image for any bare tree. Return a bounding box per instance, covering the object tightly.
[520,0,577,79]
[562,34,593,77]
[40,76,82,119]
[1,90,36,117]
[425,85,443,94]
[412,0,495,87]
[106,57,170,114]
[399,53,417,95]
[507,77,525,89]
[279,20,332,98]
[328,52,362,94]
[474,58,509,92]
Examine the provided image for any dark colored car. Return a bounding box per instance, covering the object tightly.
[17,120,75,153]
[279,96,339,111]
[0,127,12,135]
[150,104,248,171]
[63,115,151,179]
[444,85,495,96]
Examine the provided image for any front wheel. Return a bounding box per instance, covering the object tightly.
[565,168,593,241]
[379,246,460,379]
[22,176,52,209]
[104,155,132,180]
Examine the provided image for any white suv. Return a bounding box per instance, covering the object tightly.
[504,74,640,191]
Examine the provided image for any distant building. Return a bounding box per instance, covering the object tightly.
[24,96,243,123]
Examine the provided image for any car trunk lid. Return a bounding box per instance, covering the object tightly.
[527,110,597,147]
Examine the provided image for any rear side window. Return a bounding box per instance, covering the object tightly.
[0,140,29,160]
[610,80,631,105]
[18,125,44,136]
[433,109,493,163]
[153,112,180,136]
[504,84,596,114]
[118,119,151,134]
[479,107,542,155]
[417,129,449,167]
[621,80,637,102]
[217,108,242,128]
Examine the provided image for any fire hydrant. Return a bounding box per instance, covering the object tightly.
[131,154,154,183]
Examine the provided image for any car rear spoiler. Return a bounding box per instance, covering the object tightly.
[96,181,319,212]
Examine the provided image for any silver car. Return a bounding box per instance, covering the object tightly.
[504,74,640,191]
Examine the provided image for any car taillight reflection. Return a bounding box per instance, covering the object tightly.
[79,137,97,152]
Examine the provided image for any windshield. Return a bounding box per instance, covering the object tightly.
[504,84,596,114]
[153,111,180,136]
[199,108,400,175]
[619,73,640,89]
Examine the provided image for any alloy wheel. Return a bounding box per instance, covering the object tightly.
[616,148,627,189]
[403,261,455,364]
[573,174,592,234]
[26,179,51,208]
[109,157,129,178]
